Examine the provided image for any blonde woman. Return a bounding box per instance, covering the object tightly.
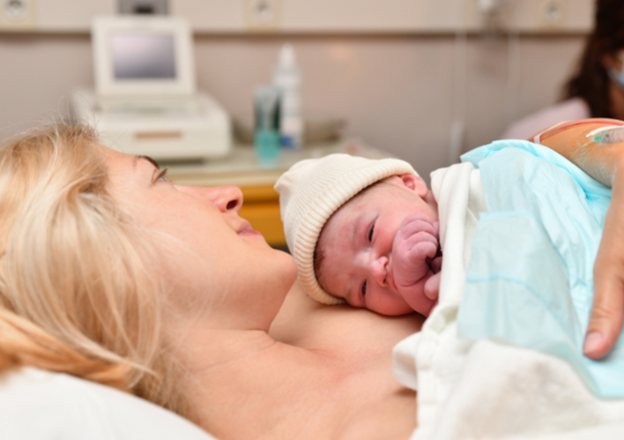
[0,125,214,439]
[0,125,422,440]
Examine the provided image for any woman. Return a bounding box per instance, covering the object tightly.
[0,124,421,439]
[502,0,624,139]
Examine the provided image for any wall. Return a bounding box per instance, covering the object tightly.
[0,0,593,33]
[0,32,585,180]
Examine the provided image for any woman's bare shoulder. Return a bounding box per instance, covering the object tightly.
[269,281,423,360]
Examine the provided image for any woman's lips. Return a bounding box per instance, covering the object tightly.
[238,221,264,238]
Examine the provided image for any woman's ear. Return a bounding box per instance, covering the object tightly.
[384,174,429,198]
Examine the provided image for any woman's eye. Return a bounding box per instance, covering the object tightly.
[368,225,375,242]
[361,281,367,297]
[156,167,169,182]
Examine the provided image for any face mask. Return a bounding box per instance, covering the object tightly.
[608,53,624,92]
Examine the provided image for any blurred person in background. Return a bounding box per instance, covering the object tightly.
[502,0,624,139]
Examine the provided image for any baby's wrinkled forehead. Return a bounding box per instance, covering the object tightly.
[316,180,388,249]
[318,189,366,246]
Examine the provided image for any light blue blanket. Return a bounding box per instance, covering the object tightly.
[458,140,624,398]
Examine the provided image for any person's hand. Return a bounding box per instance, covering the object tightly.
[391,214,442,315]
[584,173,624,359]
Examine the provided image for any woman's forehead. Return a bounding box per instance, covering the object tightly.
[101,147,159,176]
[98,145,127,167]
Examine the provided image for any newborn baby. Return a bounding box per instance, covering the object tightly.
[315,177,442,316]
[275,154,442,317]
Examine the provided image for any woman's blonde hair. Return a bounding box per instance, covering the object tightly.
[0,124,190,418]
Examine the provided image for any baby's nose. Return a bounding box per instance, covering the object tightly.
[370,255,389,286]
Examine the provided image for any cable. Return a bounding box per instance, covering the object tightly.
[449,0,468,164]
[505,29,521,126]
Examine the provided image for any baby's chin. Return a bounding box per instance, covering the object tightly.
[399,289,437,318]
[371,300,419,317]
[422,298,439,318]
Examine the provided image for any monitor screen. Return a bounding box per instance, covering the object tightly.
[111,33,177,80]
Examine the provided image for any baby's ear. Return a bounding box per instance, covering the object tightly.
[386,174,428,198]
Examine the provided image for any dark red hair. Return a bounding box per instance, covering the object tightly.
[564,0,624,117]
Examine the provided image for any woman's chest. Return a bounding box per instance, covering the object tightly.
[198,354,416,440]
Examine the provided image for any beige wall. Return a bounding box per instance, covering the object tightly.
[0,32,584,180]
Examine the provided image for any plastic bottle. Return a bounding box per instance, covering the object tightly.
[273,44,303,149]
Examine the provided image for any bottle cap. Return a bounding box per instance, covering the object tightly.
[278,44,296,68]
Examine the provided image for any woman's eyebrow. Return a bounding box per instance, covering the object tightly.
[134,155,160,170]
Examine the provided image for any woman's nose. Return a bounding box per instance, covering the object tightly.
[175,185,243,213]
[370,255,389,286]
[206,185,243,213]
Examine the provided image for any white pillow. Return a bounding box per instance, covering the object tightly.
[0,367,217,440]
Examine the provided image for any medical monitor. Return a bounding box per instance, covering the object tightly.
[92,16,195,97]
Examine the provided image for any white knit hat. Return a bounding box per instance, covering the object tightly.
[274,154,418,305]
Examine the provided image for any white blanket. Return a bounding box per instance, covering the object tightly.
[393,163,624,440]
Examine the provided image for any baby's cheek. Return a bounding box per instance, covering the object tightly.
[370,291,414,316]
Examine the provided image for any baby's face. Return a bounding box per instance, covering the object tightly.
[316,175,438,316]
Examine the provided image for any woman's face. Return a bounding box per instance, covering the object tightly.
[603,51,624,120]
[102,146,298,331]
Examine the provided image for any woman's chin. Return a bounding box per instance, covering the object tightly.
[277,250,299,287]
